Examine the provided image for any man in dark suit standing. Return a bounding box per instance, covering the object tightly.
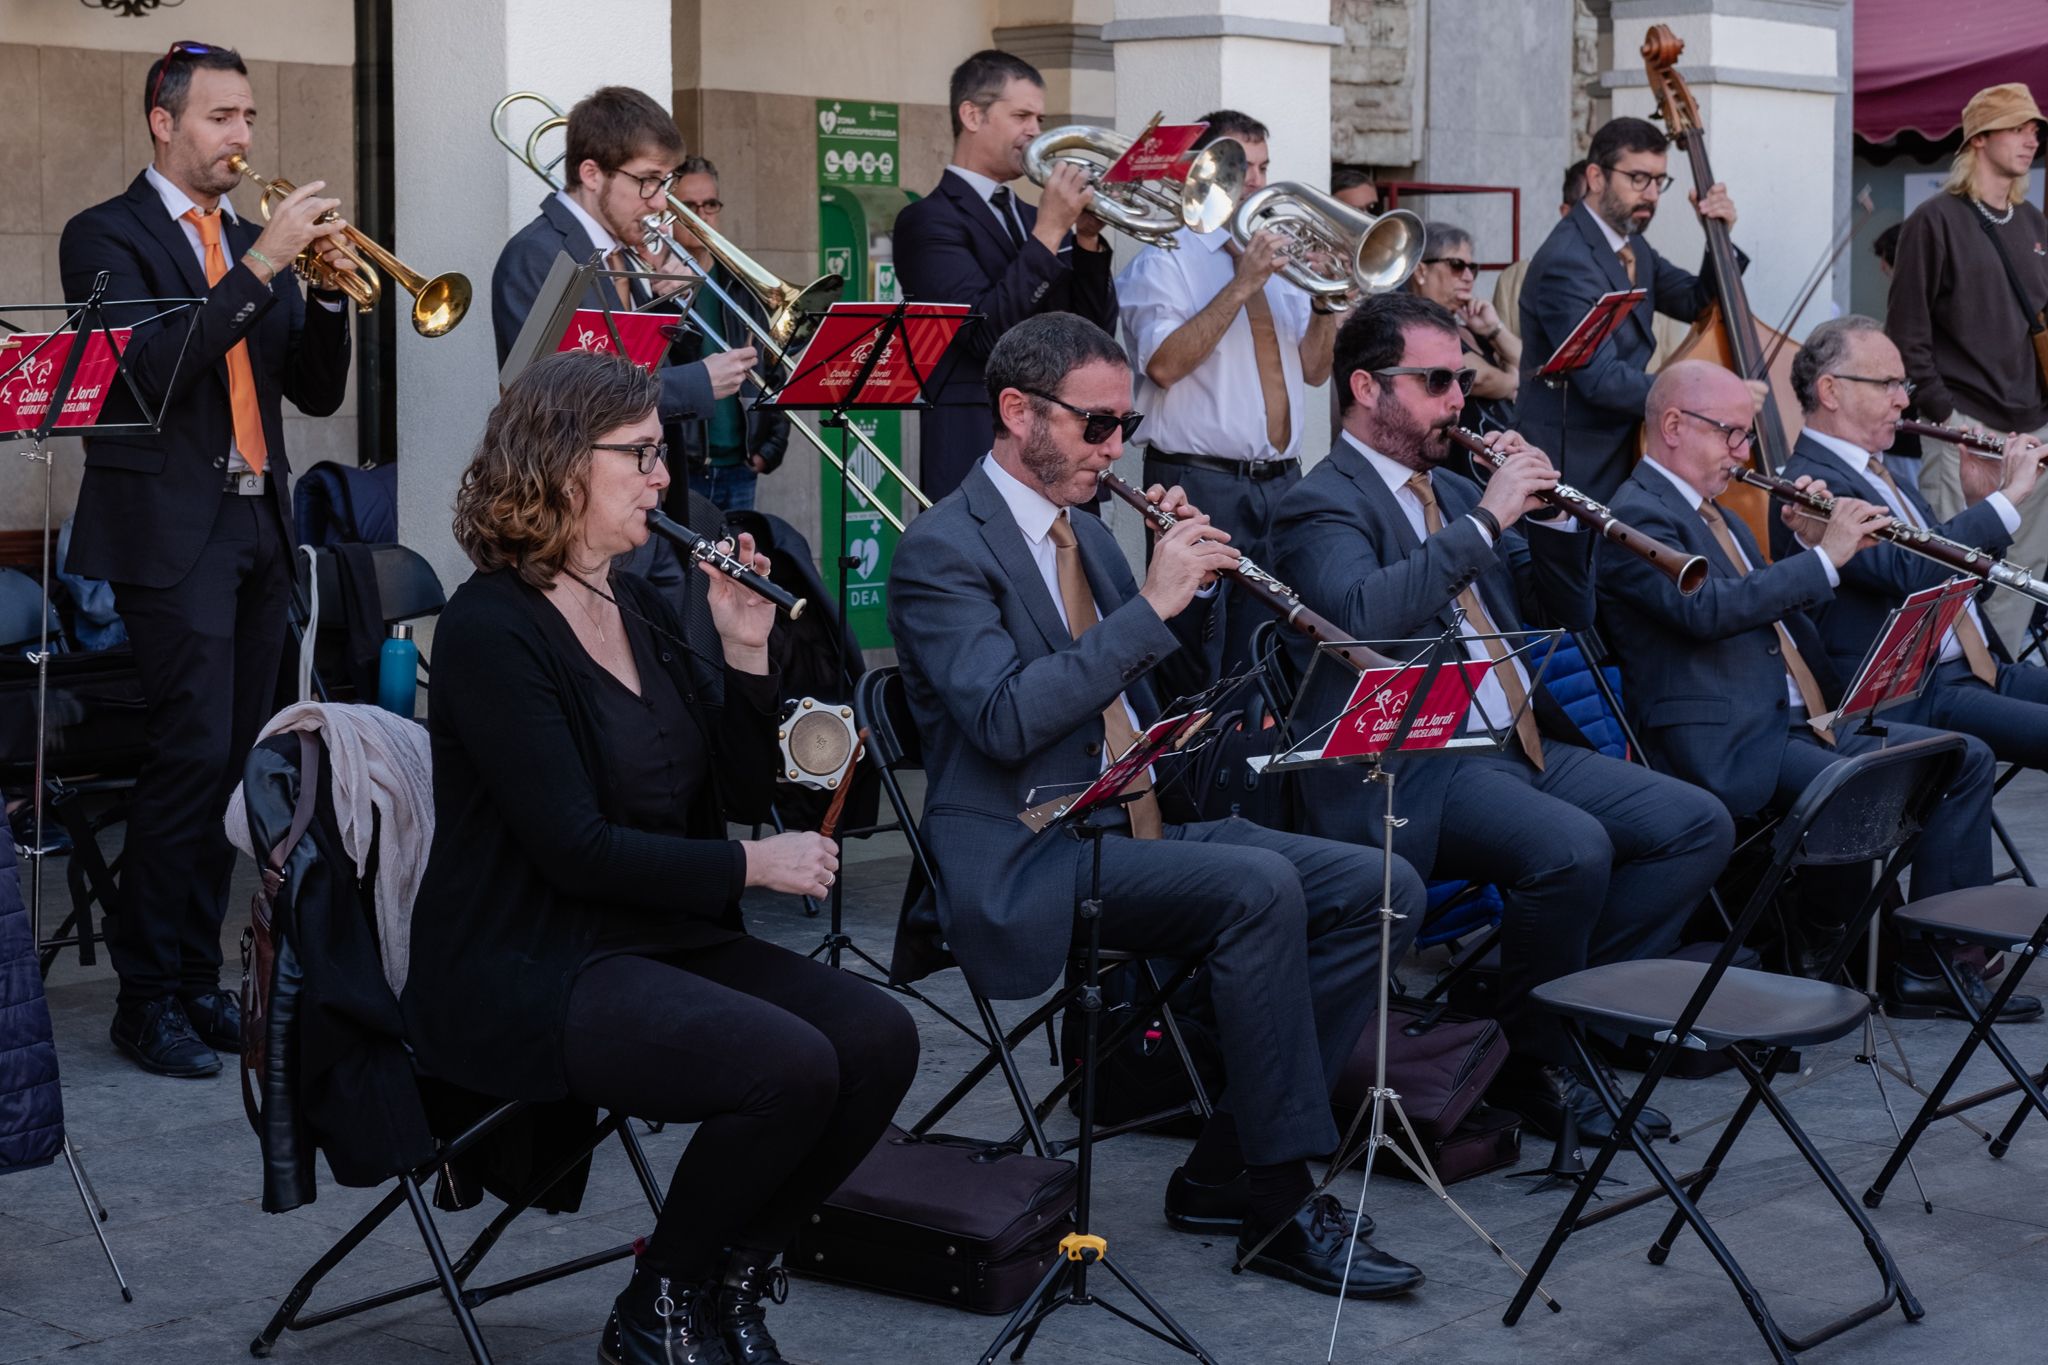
[490,86,755,426]
[893,50,1118,502]
[1516,116,1755,500]
[59,42,353,1076]
[1270,293,1733,1143]
[888,312,1425,1299]
[1600,360,2032,1019]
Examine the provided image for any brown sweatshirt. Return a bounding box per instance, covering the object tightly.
[1886,188,2048,431]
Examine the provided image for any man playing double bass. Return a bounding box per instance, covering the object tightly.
[1515,116,1759,501]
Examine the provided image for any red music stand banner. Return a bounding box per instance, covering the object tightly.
[1100,122,1209,185]
[1824,576,1977,730]
[553,308,674,373]
[772,303,970,409]
[0,328,133,430]
[1536,288,1646,377]
[1319,661,1494,760]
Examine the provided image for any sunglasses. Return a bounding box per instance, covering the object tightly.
[1372,366,1478,397]
[592,440,670,475]
[1023,388,1144,445]
[148,40,223,113]
[1423,256,1478,276]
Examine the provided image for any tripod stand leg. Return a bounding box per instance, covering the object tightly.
[64,1139,131,1302]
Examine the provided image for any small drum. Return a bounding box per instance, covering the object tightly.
[778,697,859,790]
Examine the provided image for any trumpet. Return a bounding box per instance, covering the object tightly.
[646,509,806,618]
[1022,114,1248,246]
[491,92,929,532]
[225,156,471,337]
[1230,182,1424,300]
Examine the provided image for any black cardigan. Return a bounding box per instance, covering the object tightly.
[402,567,780,1102]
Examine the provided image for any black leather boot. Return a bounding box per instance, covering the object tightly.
[600,1263,730,1365]
[715,1250,789,1365]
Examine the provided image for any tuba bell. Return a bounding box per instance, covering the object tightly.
[1229,182,1425,301]
[1022,116,1247,246]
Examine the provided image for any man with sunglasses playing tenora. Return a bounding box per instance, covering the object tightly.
[888,311,1430,1299]
[1515,115,1764,502]
[1271,292,1735,1147]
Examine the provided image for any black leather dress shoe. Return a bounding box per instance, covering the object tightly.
[110,998,220,1079]
[1490,1061,1669,1147]
[1164,1167,1373,1239]
[1236,1194,1421,1299]
[180,990,243,1054]
[1889,963,2043,1023]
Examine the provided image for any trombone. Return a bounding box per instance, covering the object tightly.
[490,91,930,531]
[226,155,471,337]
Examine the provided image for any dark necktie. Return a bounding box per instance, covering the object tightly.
[989,187,1028,251]
[1697,501,1835,745]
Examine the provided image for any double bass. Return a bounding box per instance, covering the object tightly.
[1641,24,1802,549]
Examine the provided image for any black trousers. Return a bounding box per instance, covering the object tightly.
[108,491,291,1005]
[562,936,919,1276]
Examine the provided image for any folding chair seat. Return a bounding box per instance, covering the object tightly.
[237,726,663,1365]
[1503,734,1969,1365]
[1864,884,2048,1206]
[854,667,1212,1158]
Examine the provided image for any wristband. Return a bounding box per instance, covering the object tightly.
[242,247,276,277]
[1468,507,1502,543]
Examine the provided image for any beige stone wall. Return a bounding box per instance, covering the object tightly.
[0,44,356,534]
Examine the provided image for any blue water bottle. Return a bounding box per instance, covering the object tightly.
[377,623,419,718]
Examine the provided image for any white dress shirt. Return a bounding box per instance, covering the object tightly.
[1116,228,1312,463]
[1346,432,1534,733]
[1803,427,2018,665]
[944,164,1031,246]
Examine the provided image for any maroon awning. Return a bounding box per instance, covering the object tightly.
[1855,0,2048,142]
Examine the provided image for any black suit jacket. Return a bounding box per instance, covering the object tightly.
[892,172,1117,499]
[1515,201,1729,500]
[1597,463,1840,819]
[58,171,351,588]
[1776,431,2016,673]
[1269,438,1596,873]
[489,195,713,425]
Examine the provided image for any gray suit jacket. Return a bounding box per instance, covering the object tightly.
[1268,439,1595,873]
[1597,464,1839,819]
[489,194,713,423]
[886,463,1215,999]
[1776,431,2015,674]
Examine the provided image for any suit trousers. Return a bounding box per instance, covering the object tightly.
[1918,403,2048,649]
[1431,741,1734,1066]
[1142,452,1301,672]
[1902,658,2048,770]
[1773,718,1995,905]
[107,491,291,1005]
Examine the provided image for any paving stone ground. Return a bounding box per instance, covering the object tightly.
[9,769,2048,1363]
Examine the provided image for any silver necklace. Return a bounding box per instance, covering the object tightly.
[1972,195,2016,227]
[565,571,614,643]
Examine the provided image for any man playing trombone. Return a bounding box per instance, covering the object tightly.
[1117,110,1339,670]
[490,85,756,425]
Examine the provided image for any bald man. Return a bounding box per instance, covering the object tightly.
[1598,362,2029,1017]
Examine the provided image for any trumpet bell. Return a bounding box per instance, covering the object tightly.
[412,272,473,338]
[1024,122,1247,245]
[1179,137,1247,235]
[1231,182,1425,299]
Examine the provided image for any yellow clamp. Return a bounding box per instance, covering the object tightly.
[1059,1233,1108,1262]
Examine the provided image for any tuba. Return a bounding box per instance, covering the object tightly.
[1023,116,1247,246]
[1229,183,1424,301]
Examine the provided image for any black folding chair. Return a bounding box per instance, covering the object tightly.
[1863,883,2048,1207]
[854,667,1213,1158]
[1502,734,1968,1364]
[240,730,665,1365]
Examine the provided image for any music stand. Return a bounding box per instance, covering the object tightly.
[758,301,971,975]
[497,250,701,389]
[980,703,1219,1365]
[2,270,201,1305]
[1257,621,1563,1357]
[1532,289,1645,485]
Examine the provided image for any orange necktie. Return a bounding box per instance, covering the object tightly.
[1698,502,1836,745]
[183,208,268,477]
[1047,511,1163,838]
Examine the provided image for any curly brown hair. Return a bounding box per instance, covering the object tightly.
[452,350,660,588]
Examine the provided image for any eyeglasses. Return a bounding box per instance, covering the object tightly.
[148,40,221,113]
[1605,167,1675,194]
[609,167,682,200]
[592,440,670,475]
[1021,388,1145,445]
[1679,409,1757,450]
[1372,366,1478,397]
[1830,373,1917,398]
[676,198,724,215]
[1422,256,1478,276]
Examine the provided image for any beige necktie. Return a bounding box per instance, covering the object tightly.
[1407,473,1544,768]
[181,208,268,476]
[606,248,636,309]
[1244,286,1292,452]
[1698,501,1836,745]
[1046,511,1163,838]
[1617,242,1638,286]
[1866,455,1999,685]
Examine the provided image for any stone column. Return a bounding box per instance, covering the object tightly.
[1600,0,1851,336]
[392,0,671,595]
[994,1,1116,126]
